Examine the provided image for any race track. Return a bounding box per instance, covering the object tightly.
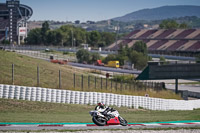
[0,121,200,131]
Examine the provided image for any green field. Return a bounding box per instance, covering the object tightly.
[0,98,200,123]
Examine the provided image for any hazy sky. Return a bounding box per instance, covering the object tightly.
[1,0,200,22]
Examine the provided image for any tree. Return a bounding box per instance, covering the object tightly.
[103,54,117,64]
[73,28,86,47]
[1,39,10,45]
[76,49,90,63]
[104,45,149,70]
[46,30,62,45]
[26,28,42,44]
[159,20,189,29]
[133,41,147,55]
[129,51,148,70]
[159,20,179,29]
[100,32,116,47]
[179,23,189,29]
[41,21,50,44]
[160,56,166,62]
[88,31,101,47]
[90,52,101,64]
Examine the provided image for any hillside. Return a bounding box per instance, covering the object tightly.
[0,50,181,99]
[113,5,200,22]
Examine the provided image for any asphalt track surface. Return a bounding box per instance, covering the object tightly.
[0,121,200,131]
[68,62,142,74]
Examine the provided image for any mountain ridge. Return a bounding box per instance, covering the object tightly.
[113,5,200,22]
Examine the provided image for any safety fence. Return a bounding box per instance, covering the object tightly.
[0,62,164,93]
[1,84,200,111]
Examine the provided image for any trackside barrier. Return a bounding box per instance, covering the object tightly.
[0,84,3,98]
[41,88,47,102]
[0,84,200,110]
[36,87,41,101]
[46,89,51,102]
[56,90,61,103]
[8,85,15,99]
[51,89,56,103]
[31,87,36,101]
[25,87,31,101]
[61,90,66,103]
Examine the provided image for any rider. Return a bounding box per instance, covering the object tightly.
[95,102,112,117]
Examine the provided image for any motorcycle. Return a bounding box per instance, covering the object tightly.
[89,108,128,126]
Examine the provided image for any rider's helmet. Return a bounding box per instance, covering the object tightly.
[97,102,105,109]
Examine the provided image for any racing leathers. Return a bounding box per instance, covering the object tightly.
[95,105,112,117]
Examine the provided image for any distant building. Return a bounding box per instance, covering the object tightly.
[108,29,200,56]
[0,0,33,44]
[143,24,149,28]
[107,20,111,25]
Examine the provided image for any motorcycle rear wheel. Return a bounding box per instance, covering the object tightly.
[118,116,128,126]
[92,116,106,126]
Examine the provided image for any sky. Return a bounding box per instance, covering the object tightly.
[1,0,200,22]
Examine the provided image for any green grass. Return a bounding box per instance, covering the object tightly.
[0,98,200,123]
[0,50,182,99]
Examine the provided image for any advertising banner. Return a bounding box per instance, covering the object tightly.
[19,27,26,36]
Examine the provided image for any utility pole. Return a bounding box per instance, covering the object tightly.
[71,29,73,48]
[115,23,119,47]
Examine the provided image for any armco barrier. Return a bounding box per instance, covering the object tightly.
[0,84,200,110]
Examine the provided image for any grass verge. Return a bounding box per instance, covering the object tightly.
[0,98,200,123]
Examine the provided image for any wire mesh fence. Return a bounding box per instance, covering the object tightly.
[0,63,165,94]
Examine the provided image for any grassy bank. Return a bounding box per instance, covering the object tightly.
[0,99,200,123]
[0,50,181,99]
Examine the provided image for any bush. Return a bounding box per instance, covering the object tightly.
[196,54,200,63]
[102,54,117,64]
[1,39,10,45]
[112,75,135,83]
[76,49,100,64]
[63,51,69,55]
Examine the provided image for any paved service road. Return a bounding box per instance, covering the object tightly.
[166,84,200,93]
[68,62,142,74]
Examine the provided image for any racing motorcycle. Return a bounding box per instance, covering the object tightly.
[89,108,128,126]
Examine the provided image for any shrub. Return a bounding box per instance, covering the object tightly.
[112,74,135,83]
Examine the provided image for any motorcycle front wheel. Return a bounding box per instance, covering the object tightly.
[92,116,107,126]
[118,116,128,126]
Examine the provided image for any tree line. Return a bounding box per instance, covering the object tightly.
[26,21,116,48]
[159,20,189,29]
[76,41,151,70]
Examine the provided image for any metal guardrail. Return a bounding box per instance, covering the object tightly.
[179,90,200,100]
